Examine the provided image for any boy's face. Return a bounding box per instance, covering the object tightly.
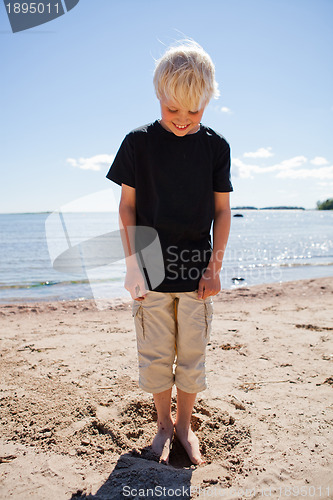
[159,98,206,137]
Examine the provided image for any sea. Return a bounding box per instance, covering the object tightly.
[0,210,332,303]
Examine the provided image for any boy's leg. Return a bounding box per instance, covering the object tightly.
[132,291,176,393]
[175,389,204,465]
[174,292,213,394]
[174,388,203,465]
[152,388,174,463]
[173,291,213,465]
[132,291,177,462]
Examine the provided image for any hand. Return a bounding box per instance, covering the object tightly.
[198,269,221,300]
[124,266,148,301]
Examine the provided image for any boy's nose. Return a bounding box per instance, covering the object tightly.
[177,110,189,122]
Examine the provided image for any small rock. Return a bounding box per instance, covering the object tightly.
[230,396,246,411]
[76,447,88,455]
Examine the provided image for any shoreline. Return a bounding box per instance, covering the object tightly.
[0,275,331,308]
[1,277,332,499]
[1,273,333,308]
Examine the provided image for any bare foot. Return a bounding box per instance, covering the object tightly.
[151,422,174,464]
[174,425,205,465]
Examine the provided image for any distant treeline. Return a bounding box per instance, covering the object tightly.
[232,206,305,210]
[316,198,333,210]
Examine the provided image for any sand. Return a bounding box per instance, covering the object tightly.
[0,277,332,499]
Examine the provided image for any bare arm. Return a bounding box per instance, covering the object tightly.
[198,192,231,299]
[119,184,147,300]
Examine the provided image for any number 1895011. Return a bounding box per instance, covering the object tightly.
[6,3,60,14]
[276,485,331,497]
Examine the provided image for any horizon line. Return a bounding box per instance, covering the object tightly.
[0,207,318,215]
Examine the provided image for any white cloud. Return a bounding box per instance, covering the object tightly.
[310,156,329,166]
[232,155,307,178]
[271,156,307,170]
[221,106,232,114]
[67,154,114,171]
[317,181,333,187]
[277,166,333,179]
[231,158,256,178]
[244,147,274,159]
[233,151,333,180]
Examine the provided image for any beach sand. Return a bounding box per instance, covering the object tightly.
[0,278,332,499]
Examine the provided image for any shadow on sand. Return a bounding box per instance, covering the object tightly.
[71,438,195,500]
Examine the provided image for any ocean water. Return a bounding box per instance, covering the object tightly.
[0,210,332,303]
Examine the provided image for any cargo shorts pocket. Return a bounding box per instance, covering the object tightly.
[204,299,213,339]
[132,300,145,340]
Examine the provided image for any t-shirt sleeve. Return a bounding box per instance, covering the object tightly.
[213,141,233,192]
[106,133,135,188]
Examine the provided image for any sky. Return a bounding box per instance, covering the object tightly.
[1,0,332,212]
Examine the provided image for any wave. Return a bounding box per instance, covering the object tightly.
[0,277,123,291]
[235,261,333,270]
[278,262,333,268]
[1,262,333,291]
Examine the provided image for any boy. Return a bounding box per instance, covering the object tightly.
[106,41,232,465]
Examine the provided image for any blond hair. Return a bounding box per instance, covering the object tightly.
[153,40,220,111]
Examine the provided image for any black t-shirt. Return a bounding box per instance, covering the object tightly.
[106,120,233,292]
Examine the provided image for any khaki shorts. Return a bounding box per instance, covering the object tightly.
[132,290,213,394]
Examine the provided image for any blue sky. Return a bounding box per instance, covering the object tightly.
[1,0,332,212]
